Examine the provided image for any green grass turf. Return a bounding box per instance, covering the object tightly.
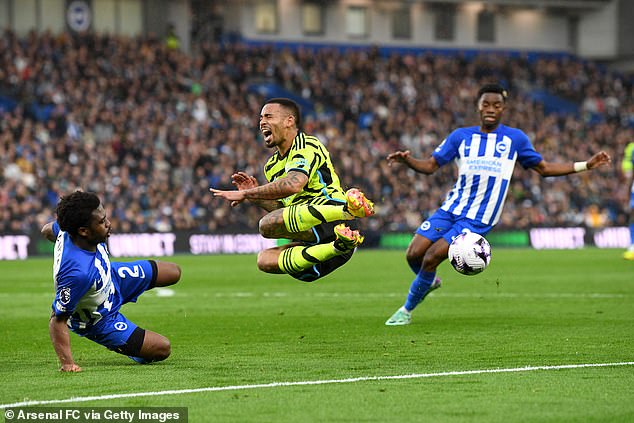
[0,248,633,422]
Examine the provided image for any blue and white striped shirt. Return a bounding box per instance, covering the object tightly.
[51,222,119,333]
[432,124,543,226]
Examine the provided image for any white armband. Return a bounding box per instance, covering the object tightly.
[573,161,588,173]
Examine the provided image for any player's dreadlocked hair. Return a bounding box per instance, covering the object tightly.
[477,83,509,102]
[56,191,101,236]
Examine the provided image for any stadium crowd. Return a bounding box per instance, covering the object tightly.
[0,30,632,236]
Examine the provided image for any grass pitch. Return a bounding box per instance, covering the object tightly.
[0,248,633,422]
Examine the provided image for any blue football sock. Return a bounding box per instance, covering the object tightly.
[404,270,436,312]
[630,223,634,245]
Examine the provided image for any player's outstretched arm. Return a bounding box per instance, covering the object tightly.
[387,150,440,175]
[211,170,308,208]
[49,313,82,372]
[228,171,281,211]
[41,222,56,243]
[532,151,612,177]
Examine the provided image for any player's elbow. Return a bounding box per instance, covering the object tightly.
[41,222,55,241]
[49,314,69,338]
[283,183,304,197]
[532,161,555,177]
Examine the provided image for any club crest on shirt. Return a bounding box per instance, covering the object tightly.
[495,139,510,155]
[59,287,71,305]
[114,322,128,331]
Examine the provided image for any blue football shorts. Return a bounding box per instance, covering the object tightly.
[84,260,157,350]
[416,209,493,244]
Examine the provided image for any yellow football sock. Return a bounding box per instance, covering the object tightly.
[278,243,339,274]
[283,204,350,233]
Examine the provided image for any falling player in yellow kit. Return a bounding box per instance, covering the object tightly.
[211,98,374,281]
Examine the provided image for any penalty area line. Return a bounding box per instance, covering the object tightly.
[2,361,633,409]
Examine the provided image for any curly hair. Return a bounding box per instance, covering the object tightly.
[56,191,101,236]
[477,83,508,102]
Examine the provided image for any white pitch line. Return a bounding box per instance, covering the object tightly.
[2,361,633,409]
[209,292,629,299]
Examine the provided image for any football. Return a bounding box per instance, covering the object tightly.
[448,232,492,275]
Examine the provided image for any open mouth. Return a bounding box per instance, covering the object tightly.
[262,128,272,142]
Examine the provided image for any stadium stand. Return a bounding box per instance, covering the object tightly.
[0,29,632,238]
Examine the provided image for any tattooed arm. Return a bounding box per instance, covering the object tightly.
[221,171,283,212]
[210,171,308,211]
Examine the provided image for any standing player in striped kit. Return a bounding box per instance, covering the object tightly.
[385,84,611,326]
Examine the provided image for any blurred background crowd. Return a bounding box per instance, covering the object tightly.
[0,29,632,236]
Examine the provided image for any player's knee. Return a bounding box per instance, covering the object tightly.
[256,251,266,271]
[152,339,171,362]
[256,251,276,273]
[258,218,273,238]
[405,249,421,266]
[168,263,182,284]
[158,340,171,361]
[421,250,445,271]
[157,262,181,285]
[258,219,266,237]
[406,249,426,272]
